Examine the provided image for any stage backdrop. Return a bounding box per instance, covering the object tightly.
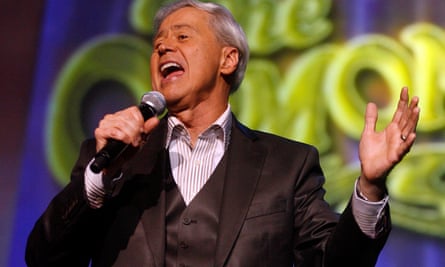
[6,0,445,266]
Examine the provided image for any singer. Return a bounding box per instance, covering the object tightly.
[26,1,420,266]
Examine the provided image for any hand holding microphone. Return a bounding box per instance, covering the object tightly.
[90,91,166,173]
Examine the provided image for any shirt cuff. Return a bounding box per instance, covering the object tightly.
[84,160,106,209]
[351,179,389,238]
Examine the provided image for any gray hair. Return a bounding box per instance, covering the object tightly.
[153,0,249,93]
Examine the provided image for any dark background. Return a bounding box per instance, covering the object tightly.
[0,1,44,265]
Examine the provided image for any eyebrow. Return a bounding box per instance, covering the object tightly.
[155,24,198,40]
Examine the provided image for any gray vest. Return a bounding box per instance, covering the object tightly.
[165,152,228,267]
[107,151,229,267]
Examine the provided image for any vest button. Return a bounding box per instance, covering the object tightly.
[179,241,189,249]
[183,217,192,225]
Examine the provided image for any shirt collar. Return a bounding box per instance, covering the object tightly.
[165,105,232,149]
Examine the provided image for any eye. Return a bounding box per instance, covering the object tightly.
[178,34,188,41]
[153,39,162,51]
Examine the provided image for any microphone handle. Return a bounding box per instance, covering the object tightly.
[90,140,128,173]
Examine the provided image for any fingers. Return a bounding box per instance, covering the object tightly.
[405,95,420,132]
[388,87,420,142]
[397,89,420,143]
[391,87,410,124]
[94,106,146,151]
[144,117,160,133]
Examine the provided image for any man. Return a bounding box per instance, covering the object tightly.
[26,0,420,266]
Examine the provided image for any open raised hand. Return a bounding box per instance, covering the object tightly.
[358,87,420,201]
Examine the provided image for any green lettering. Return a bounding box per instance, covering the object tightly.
[324,34,412,139]
[400,23,445,131]
[278,45,340,153]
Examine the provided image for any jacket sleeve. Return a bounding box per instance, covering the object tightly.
[324,200,391,267]
[291,145,390,267]
[291,145,339,266]
[25,139,107,267]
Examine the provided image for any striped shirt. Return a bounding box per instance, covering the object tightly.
[165,106,232,205]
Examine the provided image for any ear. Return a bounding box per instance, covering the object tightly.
[220,46,239,75]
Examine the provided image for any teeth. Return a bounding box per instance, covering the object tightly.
[160,62,181,72]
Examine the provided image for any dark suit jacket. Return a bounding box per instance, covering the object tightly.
[26,115,390,267]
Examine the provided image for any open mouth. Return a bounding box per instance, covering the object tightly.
[160,62,184,78]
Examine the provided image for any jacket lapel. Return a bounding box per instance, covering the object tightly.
[140,191,166,267]
[215,118,267,267]
[123,118,169,267]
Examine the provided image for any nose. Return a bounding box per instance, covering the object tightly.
[157,40,175,55]
[158,43,167,54]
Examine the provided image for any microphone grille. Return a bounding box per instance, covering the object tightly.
[141,91,166,115]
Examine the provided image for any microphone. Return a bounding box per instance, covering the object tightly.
[90,91,166,173]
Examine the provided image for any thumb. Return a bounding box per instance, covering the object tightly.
[363,102,378,135]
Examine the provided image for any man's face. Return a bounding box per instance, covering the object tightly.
[150,7,226,112]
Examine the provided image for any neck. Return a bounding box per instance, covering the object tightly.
[172,101,228,146]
